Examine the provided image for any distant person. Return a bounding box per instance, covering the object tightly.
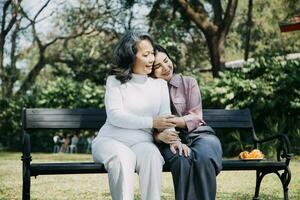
[86,134,95,154]
[53,134,61,153]
[69,134,79,153]
[60,134,70,153]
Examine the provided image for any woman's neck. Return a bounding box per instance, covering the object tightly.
[131,73,148,83]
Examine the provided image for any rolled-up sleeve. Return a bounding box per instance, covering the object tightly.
[182,78,205,132]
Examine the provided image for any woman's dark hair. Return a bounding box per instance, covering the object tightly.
[151,44,177,77]
[112,31,155,84]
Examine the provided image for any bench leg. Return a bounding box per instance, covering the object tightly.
[22,132,31,200]
[280,168,291,200]
[253,170,267,200]
[253,167,291,200]
[22,167,31,200]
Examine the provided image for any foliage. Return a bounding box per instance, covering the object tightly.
[148,2,209,72]
[37,77,105,108]
[0,96,36,150]
[226,0,300,61]
[0,78,105,151]
[48,35,113,85]
[200,52,300,155]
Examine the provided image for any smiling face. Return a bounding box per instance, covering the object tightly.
[132,39,155,75]
[153,51,174,81]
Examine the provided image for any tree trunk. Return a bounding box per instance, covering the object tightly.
[0,33,5,97]
[16,52,46,96]
[244,0,253,61]
[206,34,225,78]
[175,0,238,78]
[4,19,20,98]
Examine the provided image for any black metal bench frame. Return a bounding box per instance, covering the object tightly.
[21,108,292,200]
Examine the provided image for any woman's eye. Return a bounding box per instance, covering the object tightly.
[154,65,161,70]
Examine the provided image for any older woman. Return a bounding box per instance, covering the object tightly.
[92,32,177,200]
[153,44,223,200]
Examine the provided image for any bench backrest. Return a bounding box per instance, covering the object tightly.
[23,108,254,131]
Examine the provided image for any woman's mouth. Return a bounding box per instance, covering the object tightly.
[162,71,170,76]
[146,65,153,69]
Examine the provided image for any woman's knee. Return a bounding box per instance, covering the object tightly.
[192,135,223,173]
[92,138,136,170]
[134,143,164,167]
[194,135,222,154]
[162,147,191,168]
[105,149,137,173]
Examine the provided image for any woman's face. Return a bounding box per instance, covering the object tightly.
[153,51,174,81]
[132,39,155,75]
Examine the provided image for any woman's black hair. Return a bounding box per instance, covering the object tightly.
[152,44,177,77]
[111,31,155,84]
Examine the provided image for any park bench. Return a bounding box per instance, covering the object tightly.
[21,108,292,200]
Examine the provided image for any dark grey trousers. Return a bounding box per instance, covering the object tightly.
[160,133,223,200]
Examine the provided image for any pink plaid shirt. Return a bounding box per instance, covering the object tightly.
[168,74,206,132]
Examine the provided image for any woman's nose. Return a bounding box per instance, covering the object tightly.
[149,55,155,64]
[162,63,169,71]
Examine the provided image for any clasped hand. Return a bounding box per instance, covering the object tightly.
[156,130,190,157]
[170,141,191,157]
[153,115,176,129]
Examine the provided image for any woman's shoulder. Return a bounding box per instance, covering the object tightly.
[180,75,198,85]
[180,74,196,82]
[106,75,121,86]
[149,77,168,86]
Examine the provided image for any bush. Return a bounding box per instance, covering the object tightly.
[0,96,36,151]
[200,53,300,155]
[0,78,105,151]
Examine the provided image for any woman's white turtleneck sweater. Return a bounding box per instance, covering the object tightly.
[95,74,172,146]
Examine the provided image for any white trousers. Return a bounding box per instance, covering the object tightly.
[92,137,164,200]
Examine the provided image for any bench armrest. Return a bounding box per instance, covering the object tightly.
[255,133,292,162]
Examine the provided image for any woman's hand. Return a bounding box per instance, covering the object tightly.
[168,117,187,128]
[170,141,191,157]
[155,130,180,144]
[153,116,176,129]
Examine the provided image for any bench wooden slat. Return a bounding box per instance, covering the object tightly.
[30,162,106,176]
[27,115,105,122]
[25,108,253,130]
[30,160,286,177]
[205,121,253,128]
[221,160,286,170]
[26,109,106,115]
[202,109,250,115]
[203,115,250,122]
[26,122,104,129]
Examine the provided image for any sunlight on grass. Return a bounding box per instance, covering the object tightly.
[0,152,299,199]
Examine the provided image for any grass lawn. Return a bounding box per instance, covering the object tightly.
[0,152,299,200]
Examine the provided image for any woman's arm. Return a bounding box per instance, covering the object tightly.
[156,79,176,131]
[182,77,205,131]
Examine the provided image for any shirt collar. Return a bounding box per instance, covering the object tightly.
[131,73,148,83]
[168,74,181,88]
